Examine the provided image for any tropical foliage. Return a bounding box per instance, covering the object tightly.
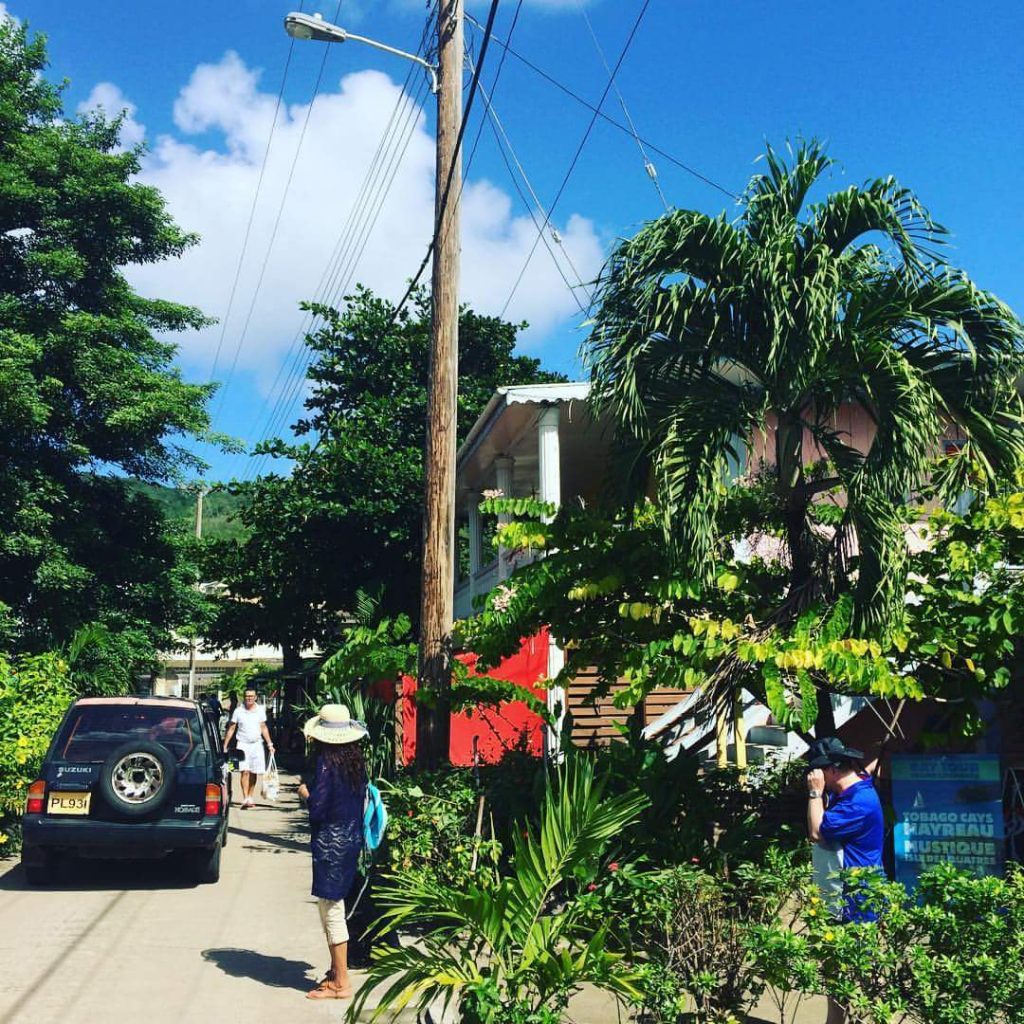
[0,21,222,683]
[0,648,77,847]
[772,864,1024,1024]
[209,287,564,657]
[460,482,1024,743]
[586,140,1024,728]
[577,847,810,1023]
[351,756,648,1023]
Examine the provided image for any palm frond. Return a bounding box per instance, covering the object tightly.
[505,755,648,947]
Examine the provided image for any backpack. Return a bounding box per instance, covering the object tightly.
[363,782,388,851]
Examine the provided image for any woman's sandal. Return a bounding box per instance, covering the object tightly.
[306,982,350,1000]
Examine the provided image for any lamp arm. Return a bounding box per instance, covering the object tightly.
[345,32,439,93]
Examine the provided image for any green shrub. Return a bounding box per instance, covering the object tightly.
[380,769,503,892]
[0,650,76,849]
[577,846,811,1023]
[797,864,1024,1024]
[353,756,648,1023]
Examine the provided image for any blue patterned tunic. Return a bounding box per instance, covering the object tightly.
[306,756,365,901]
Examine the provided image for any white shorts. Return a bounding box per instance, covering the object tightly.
[318,898,349,945]
[236,741,266,774]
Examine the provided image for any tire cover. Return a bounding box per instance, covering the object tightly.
[99,740,177,818]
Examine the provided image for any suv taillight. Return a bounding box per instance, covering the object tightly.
[26,780,46,815]
[204,783,222,817]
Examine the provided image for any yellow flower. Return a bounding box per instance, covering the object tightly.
[823,930,835,942]
[807,908,818,917]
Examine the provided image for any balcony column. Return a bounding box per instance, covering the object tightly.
[537,405,566,759]
[467,492,482,602]
[537,405,561,517]
[494,456,514,581]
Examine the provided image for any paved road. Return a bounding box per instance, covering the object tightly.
[0,777,361,1024]
[0,775,826,1024]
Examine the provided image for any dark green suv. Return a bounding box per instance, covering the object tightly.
[21,696,239,885]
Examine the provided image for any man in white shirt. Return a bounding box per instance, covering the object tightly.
[223,688,275,809]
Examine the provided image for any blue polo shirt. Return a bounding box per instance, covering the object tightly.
[820,777,884,921]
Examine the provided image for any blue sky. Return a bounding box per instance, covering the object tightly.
[8,0,1024,483]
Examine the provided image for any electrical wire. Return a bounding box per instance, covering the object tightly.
[256,0,508,472]
[240,6,440,479]
[243,89,431,480]
[213,1,345,423]
[465,11,738,202]
[206,10,300,385]
[245,72,433,475]
[573,0,670,212]
[474,66,590,314]
[500,0,653,318]
[383,0,502,333]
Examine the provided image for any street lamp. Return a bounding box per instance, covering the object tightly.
[283,12,438,93]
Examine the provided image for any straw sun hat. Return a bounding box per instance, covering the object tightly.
[302,704,369,745]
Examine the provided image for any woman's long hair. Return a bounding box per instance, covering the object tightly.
[313,739,367,790]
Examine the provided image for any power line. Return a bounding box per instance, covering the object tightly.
[246,72,433,475]
[465,11,738,202]
[206,22,299,385]
[275,0,508,470]
[474,65,590,315]
[241,6,440,479]
[574,0,670,212]
[244,82,431,480]
[213,1,345,423]
[383,0,502,333]
[500,0,655,318]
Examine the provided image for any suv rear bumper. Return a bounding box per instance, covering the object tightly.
[23,814,225,855]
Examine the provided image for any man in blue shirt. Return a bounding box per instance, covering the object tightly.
[807,736,885,914]
[807,737,885,1023]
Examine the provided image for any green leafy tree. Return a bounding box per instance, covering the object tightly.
[0,20,221,679]
[460,482,1024,742]
[211,287,564,654]
[587,141,1024,730]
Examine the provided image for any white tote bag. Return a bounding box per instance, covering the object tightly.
[262,753,280,801]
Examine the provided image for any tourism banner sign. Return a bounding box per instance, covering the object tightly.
[891,754,1004,889]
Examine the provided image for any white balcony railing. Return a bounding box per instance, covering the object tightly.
[454,559,500,620]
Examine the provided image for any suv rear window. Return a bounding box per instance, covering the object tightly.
[56,706,202,764]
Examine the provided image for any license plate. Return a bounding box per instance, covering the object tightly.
[47,792,91,816]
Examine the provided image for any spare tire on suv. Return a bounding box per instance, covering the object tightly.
[98,740,177,818]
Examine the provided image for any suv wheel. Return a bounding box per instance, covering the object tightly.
[22,847,55,887]
[99,740,177,818]
[189,843,222,884]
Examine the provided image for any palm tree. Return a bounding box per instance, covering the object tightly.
[587,141,1024,731]
[350,756,646,1022]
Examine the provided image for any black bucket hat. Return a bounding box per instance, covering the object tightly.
[807,736,864,768]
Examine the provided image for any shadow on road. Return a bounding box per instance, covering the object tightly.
[0,856,198,892]
[228,824,308,854]
[202,948,315,992]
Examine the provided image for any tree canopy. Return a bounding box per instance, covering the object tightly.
[588,141,1024,636]
[0,21,218,685]
[209,287,565,657]
[458,143,1024,741]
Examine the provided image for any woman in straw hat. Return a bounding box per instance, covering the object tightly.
[296,704,368,1000]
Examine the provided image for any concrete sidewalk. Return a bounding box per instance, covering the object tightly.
[0,779,359,1024]
[0,776,826,1023]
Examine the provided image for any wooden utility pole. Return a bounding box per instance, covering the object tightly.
[416,0,463,769]
[187,486,204,701]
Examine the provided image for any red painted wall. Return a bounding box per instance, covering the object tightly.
[400,629,548,765]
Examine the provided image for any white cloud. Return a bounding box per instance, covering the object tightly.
[0,3,18,24]
[118,51,602,411]
[77,82,146,150]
